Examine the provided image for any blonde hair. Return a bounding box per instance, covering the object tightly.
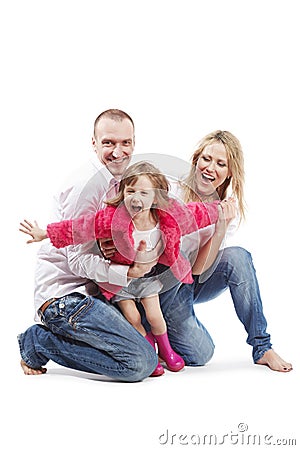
[183,130,246,221]
[106,161,170,218]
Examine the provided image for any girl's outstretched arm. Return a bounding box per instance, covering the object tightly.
[19,219,48,244]
[20,208,113,249]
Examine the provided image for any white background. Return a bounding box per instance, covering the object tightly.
[1,1,299,449]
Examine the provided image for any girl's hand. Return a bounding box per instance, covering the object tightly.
[19,219,48,244]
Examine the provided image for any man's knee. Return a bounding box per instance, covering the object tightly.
[122,343,158,382]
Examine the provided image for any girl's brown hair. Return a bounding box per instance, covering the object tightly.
[106,161,170,216]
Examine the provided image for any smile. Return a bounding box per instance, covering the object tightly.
[201,173,215,182]
[108,157,128,164]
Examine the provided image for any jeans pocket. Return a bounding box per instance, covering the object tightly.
[42,294,91,337]
[67,296,94,329]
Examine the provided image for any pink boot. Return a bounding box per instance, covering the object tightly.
[153,332,185,372]
[145,332,165,377]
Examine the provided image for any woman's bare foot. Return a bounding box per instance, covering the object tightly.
[256,349,292,372]
[20,359,47,375]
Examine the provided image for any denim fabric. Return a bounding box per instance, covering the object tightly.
[18,246,271,378]
[159,246,271,364]
[18,293,157,382]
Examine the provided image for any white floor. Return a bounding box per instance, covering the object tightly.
[5,172,299,450]
[3,293,299,450]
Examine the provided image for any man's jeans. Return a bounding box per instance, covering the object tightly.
[18,246,271,380]
[18,293,157,382]
[160,246,271,364]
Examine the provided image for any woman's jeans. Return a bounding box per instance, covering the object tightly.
[159,246,272,364]
[18,293,157,382]
[18,246,271,379]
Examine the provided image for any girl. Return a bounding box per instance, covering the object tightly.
[20,161,223,376]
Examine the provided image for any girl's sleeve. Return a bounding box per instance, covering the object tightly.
[47,209,108,248]
[183,201,219,234]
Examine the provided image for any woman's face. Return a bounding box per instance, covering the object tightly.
[195,142,231,196]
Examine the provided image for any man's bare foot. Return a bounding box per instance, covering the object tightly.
[256,349,292,372]
[20,359,47,375]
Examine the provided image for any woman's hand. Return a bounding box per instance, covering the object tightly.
[19,219,48,244]
[192,198,237,276]
[221,197,237,218]
[216,197,237,233]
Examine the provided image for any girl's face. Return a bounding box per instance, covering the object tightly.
[195,142,231,196]
[123,175,156,218]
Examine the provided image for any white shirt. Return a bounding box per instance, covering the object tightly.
[33,153,129,321]
[132,225,161,251]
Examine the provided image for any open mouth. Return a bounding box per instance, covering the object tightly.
[201,173,215,183]
[131,205,143,213]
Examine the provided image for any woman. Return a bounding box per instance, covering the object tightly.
[159,130,292,372]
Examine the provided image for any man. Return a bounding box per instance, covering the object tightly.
[18,109,159,381]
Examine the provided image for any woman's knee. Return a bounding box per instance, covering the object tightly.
[168,315,215,366]
[222,246,252,265]
[182,330,215,366]
[177,339,215,366]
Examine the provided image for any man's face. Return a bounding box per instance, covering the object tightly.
[92,118,135,178]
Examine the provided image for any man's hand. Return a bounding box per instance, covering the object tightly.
[98,237,116,259]
[127,239,163,279]
[19,219,48,244]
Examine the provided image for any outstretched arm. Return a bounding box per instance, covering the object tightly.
[19,209,111,249]
[19,219,48,244]
[185,200,220,232]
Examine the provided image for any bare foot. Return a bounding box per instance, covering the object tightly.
[20,359,47,375]
[256,349,292,372]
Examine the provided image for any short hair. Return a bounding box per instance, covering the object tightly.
[93,109,135,136]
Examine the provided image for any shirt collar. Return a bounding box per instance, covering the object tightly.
[89,152,114,184]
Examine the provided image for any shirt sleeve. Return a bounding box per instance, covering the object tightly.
[55,165,130,286]
[66,241,130,286]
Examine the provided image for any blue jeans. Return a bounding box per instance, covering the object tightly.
[159,246,271,364]
[18,293,157,382]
